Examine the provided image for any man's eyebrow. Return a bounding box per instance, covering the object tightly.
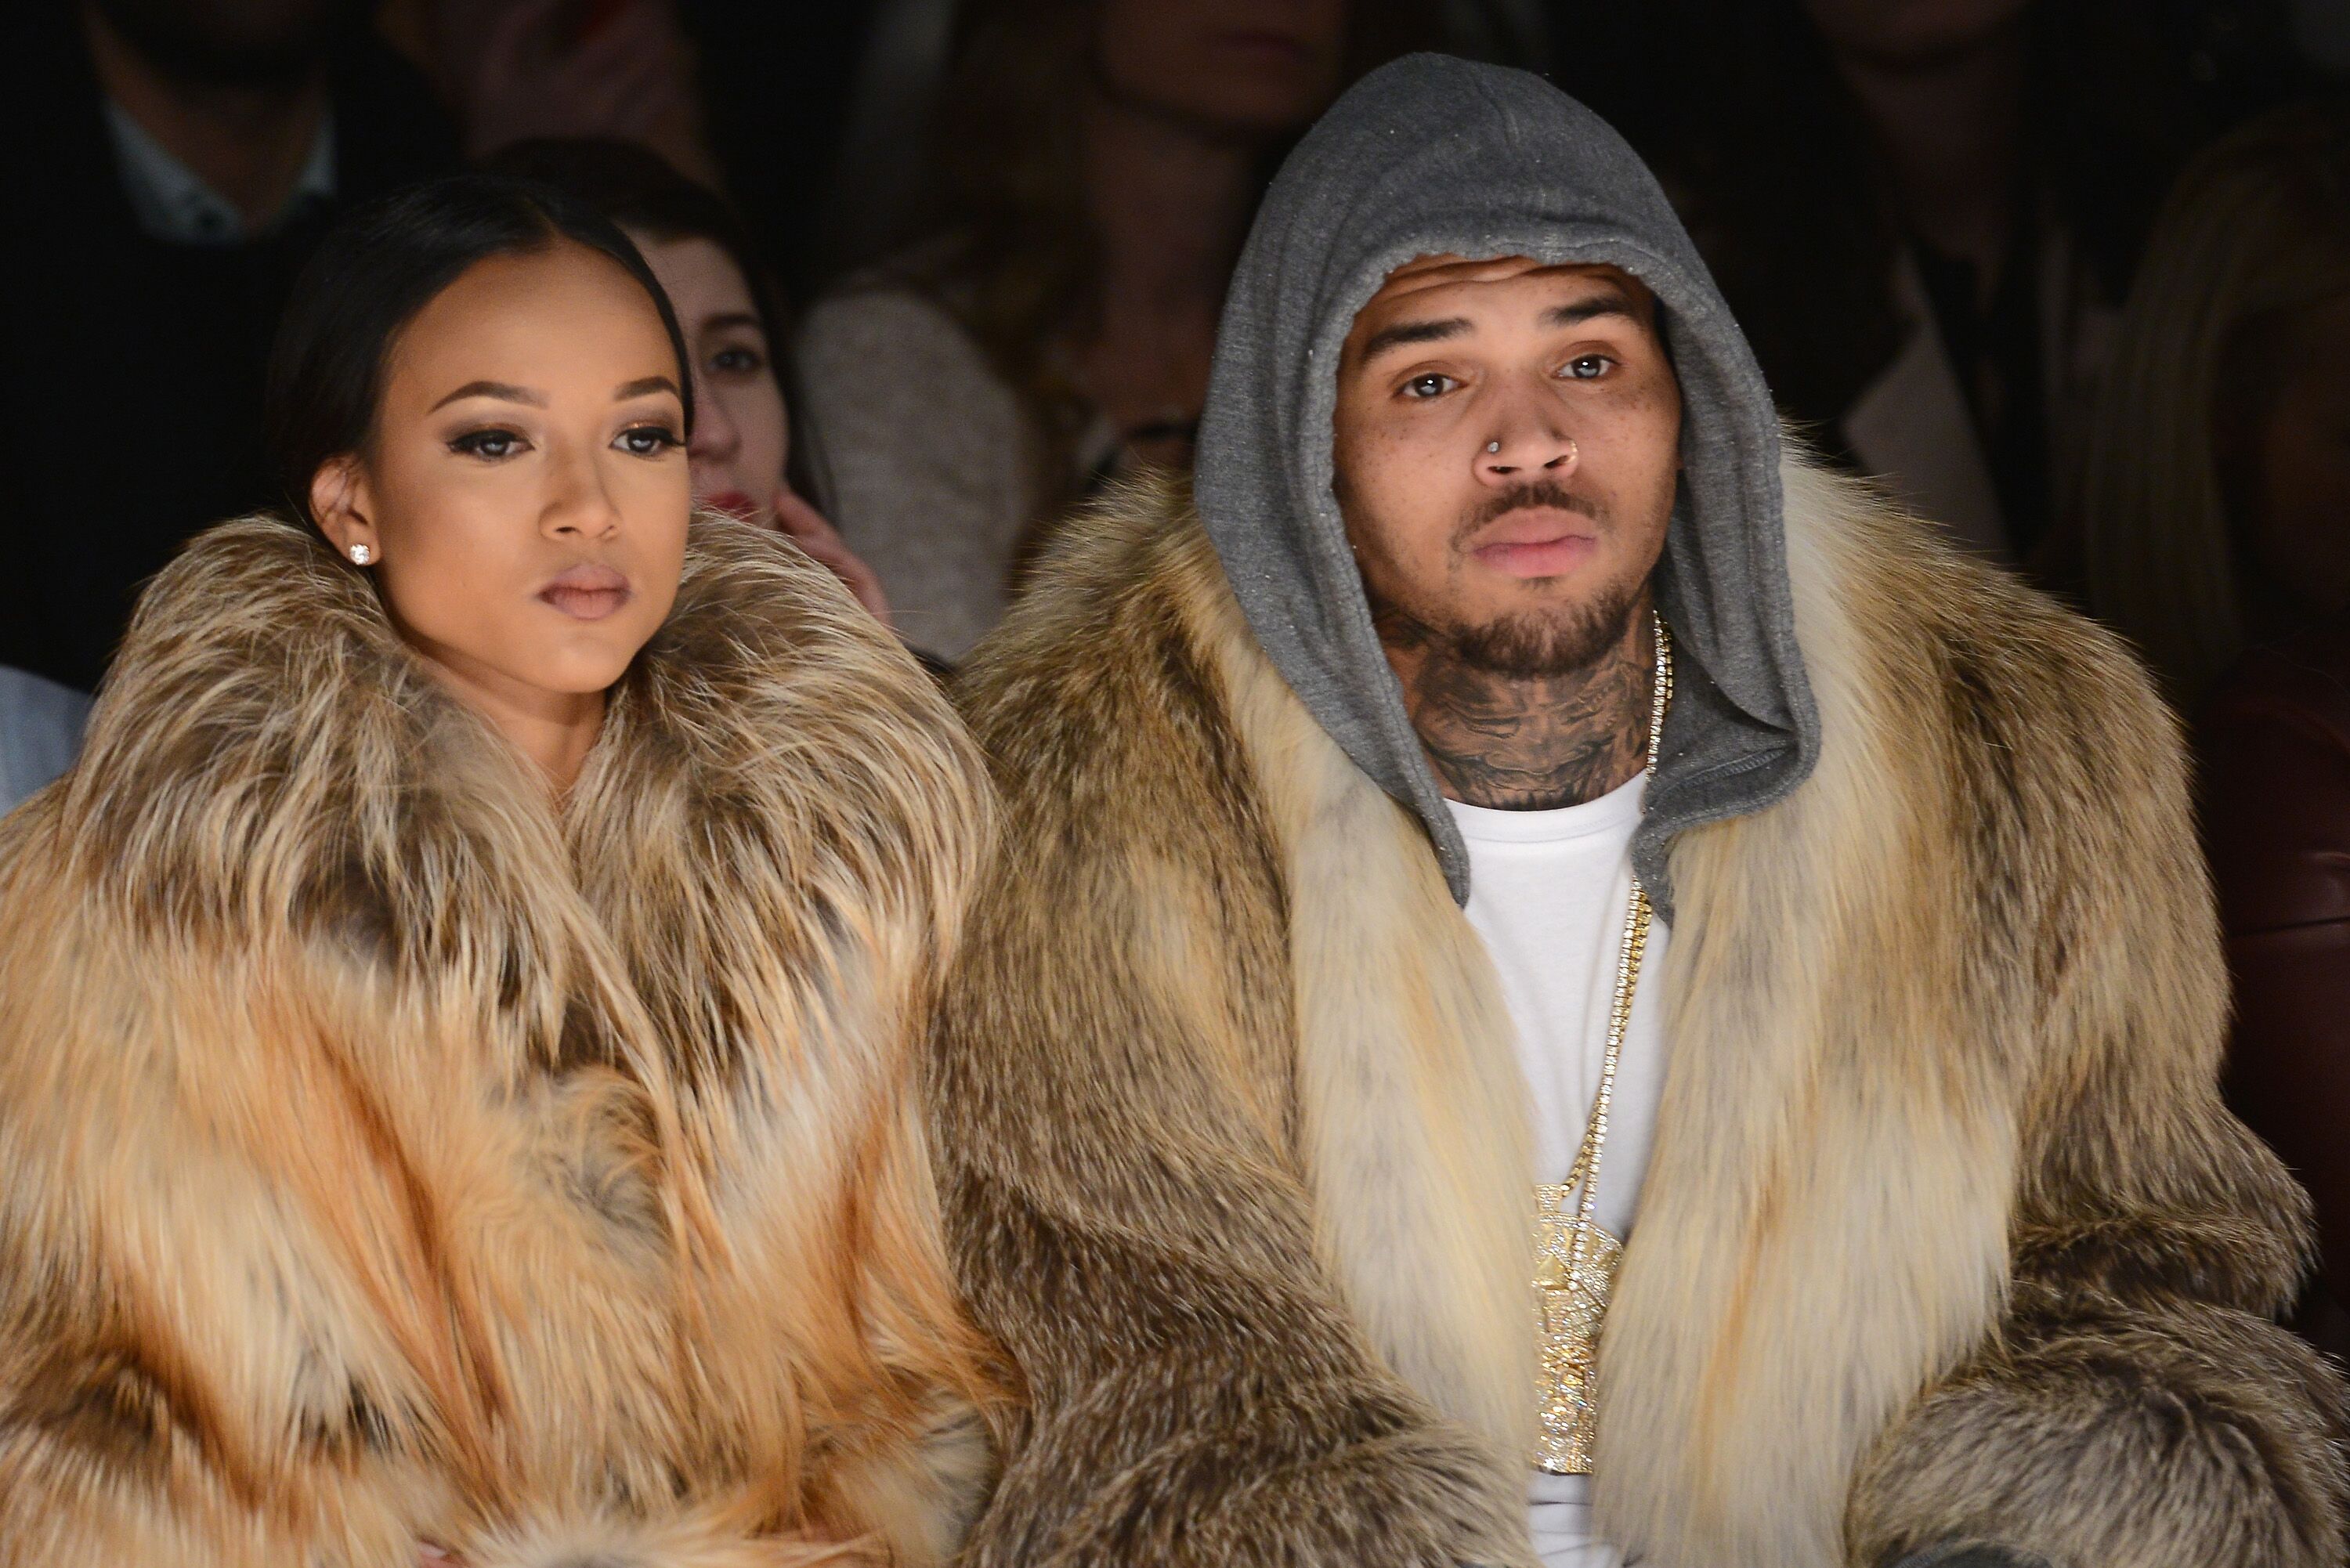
[1357,316,1471,365]
[429,380,548,411]
[613,375,682,400]
[1543,291,1640,328]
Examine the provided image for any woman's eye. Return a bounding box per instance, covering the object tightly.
[710,346,765,375]
[450,428,523,460]
[616,425,681,457]
[1561,355,1614,381]
[1403,373,1456,399]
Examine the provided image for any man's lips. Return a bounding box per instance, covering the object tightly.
[537,562,632,620]
[1466,509,1599,580]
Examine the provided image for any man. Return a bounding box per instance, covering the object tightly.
[931,56,2345,1568]
[6,1,451,690]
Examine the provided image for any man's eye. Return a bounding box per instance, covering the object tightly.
[1561,355,1613,381]
[450,429,522,460]
[616,425,680,457]
[710,346,765,375]
[1403,373,1456,399]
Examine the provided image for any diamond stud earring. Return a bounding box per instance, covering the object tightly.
[349,544,372,565]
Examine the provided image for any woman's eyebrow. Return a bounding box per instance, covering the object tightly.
[613,375,683,400]
[429,379,548,411]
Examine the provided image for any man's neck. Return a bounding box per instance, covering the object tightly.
[1378,598,1657,811]
[84,5,328,230]
[1079,86,1257,323]
[1072,82,1258,431]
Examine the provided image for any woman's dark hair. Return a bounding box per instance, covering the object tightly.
[264,172,695,524]
[479,137,830,506]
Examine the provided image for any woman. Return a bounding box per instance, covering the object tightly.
[1643,0,2275,570]
[0,175,995,1565]
[2076,100,2350,706]
[486,137,895,634]
[794,0,1430,660]
[2135,103,2350,1361]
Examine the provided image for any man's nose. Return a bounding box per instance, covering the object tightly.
[1477,400,1579,482]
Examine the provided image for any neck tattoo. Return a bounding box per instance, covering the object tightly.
[1374,596,1658,811]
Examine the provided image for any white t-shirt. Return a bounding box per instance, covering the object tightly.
[1446,776,1670,1568]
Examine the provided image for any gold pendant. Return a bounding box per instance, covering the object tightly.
[1532,1183,1623,1475]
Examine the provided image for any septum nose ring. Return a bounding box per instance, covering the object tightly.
[1484,437,1579,464]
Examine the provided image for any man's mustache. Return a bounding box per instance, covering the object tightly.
[1455,481,1605,544]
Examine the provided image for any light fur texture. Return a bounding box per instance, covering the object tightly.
[934,457,2348,1568]
[0,514,1000,1566]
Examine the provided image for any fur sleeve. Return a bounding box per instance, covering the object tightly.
[933,523,1533,1568]
[1844,594,2349,1567]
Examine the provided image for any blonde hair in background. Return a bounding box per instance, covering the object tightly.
[2077,101,2350,706]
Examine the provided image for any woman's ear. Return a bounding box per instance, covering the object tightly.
[310,456,381,565]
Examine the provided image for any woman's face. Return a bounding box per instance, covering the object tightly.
[632,231,789,526]
[1095,0,1347,139]
[314,240,690,710]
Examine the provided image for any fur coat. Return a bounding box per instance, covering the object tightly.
[931,461,2348,1568]
[0,515,997,1566]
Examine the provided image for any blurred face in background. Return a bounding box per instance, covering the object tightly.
[1094,0,1347,139]
[2226,293,2350,620]
[310,241,690,721]
[628,230,790,528]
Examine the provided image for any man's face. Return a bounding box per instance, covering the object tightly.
[1332,256,1681,677]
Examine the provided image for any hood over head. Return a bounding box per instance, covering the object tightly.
[1194,53,1818,911]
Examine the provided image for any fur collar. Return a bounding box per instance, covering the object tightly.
[2,513,994,1564]
[942,457,2330,1568]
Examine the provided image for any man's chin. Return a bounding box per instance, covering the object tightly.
[1447,594,1639,679]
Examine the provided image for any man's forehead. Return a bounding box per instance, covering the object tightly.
[1352,255,1650,326]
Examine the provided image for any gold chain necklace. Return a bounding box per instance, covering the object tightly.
[1531,610,1672,1476]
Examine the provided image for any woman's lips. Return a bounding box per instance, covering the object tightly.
[538,562,632,620]
[704,490,760,522]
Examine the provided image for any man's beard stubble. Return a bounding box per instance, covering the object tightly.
[1374,479,1646,681]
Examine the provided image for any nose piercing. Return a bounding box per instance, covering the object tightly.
[1486,440,1501,453]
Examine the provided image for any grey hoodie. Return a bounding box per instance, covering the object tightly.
[1194,54,1819,913]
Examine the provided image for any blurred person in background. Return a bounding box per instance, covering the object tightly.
[381,0,721,186]
[2076,101,2350,705]
[2088,101,2350,1359]
[489,137,896,632]
[794,0,1434,662]
[7,0,454,692]
[1649,0,2298,572]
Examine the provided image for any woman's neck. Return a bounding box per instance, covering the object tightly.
[1073,85,1260,426]
[408,638,608,797]
[1830,22,2028,287]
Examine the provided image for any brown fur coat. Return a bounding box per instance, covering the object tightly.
[0,515,996,1566]
[933,460,2348,1568]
